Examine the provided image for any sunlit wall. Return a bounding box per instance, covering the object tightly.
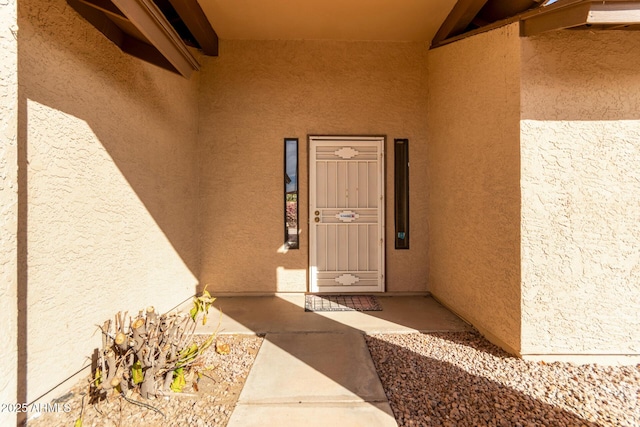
[1,0,19,425]
[19,0,201,402]
[520,30,640,361]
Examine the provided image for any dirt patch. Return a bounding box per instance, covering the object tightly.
[27,334,263,427]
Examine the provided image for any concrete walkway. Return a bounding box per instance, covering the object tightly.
[193,295,469,427]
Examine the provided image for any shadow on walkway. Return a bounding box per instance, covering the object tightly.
[195,295,601,426]
[367,332,604,426]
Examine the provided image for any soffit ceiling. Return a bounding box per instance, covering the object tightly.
[196,0,459,42]
[68,0,640,77]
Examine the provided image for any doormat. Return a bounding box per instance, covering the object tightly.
[305,295,382,312]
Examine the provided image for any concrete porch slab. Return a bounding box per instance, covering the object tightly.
[195,294,470,336]
[191,294,468,426]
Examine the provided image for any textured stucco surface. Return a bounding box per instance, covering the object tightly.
[1,0,18,424]
[11,5,640,411]
[520,31,640,356]
[19,0,200,402]
[198,40,429,294]
[427,24,522,353]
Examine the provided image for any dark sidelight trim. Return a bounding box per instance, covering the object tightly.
[394,139,410,249]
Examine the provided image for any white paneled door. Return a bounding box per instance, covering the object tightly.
[309,136,385,293]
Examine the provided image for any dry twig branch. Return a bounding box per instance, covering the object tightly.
[92,289,218,404]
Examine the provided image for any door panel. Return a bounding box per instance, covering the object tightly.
[309,136,385,293]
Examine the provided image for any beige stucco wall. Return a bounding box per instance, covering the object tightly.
[520,31,640,358]
[19,0,200,402]
[427,23,522,353]
[1,1,18,424]
[11,7,638,412]
[198,40,429,294]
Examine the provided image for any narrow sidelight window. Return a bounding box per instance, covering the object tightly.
[284,138,299,249]
[394,139,409,249]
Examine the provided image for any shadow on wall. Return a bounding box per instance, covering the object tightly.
[16,0,200,415]
[521,31,640,122]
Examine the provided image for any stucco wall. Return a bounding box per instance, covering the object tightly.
[198,40,429,294]
[427,24,522,353]
[1,1,18,424]
[520,31,640,357]
[19,0,200,402]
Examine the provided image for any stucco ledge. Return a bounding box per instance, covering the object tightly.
[521,354,640,366]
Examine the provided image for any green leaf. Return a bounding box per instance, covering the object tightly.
[189,286,217,323]
[177,343,200,366]
[179,343,198,357]
[189,304,198,321]
[132,360,144,385]
[93,368,102,386]
[200,332,216,353]
[170,368,186,393]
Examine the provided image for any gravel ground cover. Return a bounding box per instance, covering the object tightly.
[28,334,263,427]
[25,330,639,427]
[366,332,640,427]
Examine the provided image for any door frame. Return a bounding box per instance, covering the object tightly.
[308,135,386,293]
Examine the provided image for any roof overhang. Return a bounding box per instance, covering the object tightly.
[68,0,218,78]
[66,0,640,76]
[521,0,640,36]
[432,0,640,48]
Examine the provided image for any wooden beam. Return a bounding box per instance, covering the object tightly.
[111,0,199,78]
[167,0,218,56]
[521,0,640,36]
[69,0,179,74]
[606,23,640,29]
[588,2,640,24]
[77,0,126,18]
[121,36,177,73]
[432,0,640,48]
[431,15,518,48]
[520,1,592,35]
[69,0,125,47]
[432,0,490,44]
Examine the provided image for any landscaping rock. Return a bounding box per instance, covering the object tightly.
[365,332,640,427]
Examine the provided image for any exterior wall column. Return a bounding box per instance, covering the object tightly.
[427,23,523,355]
[0,0,19,425]
[520,31,640,363]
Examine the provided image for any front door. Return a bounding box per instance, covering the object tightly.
[309,136,385,293]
